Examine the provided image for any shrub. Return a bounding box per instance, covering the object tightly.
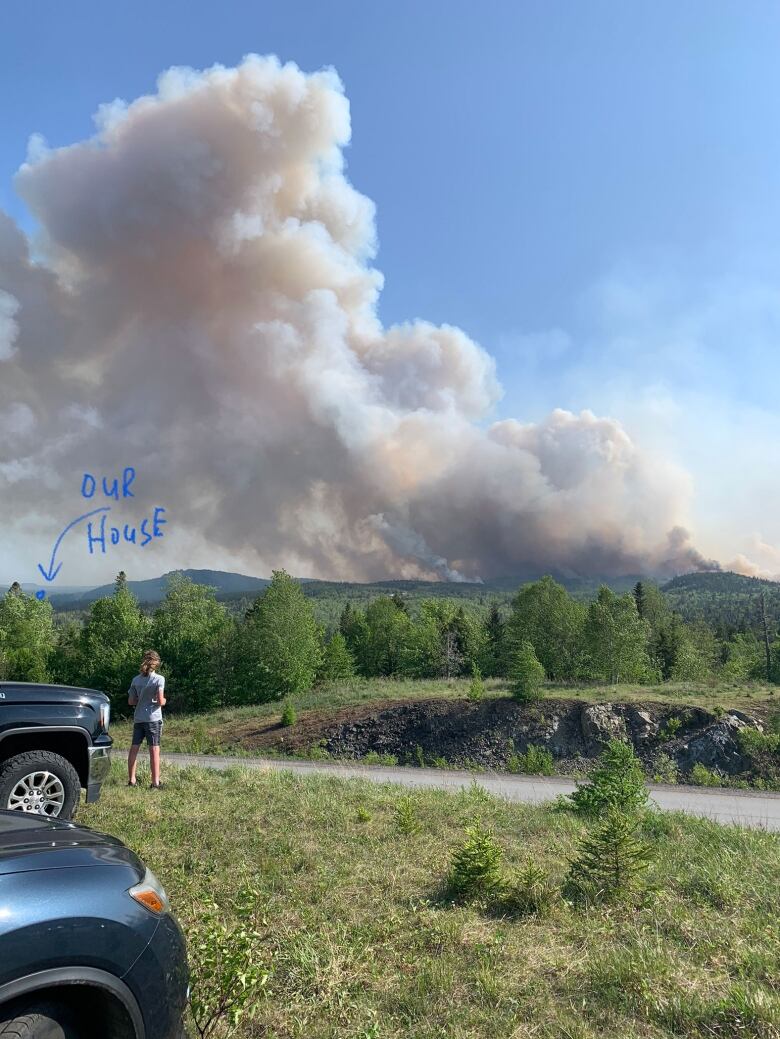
[739,728,780,756]
[356,805,372,823]
[509,641,545,703]
[189,889,271,1039]
[280,702,297,727]
[467,662,485,702]
[363,750,398,766]
[652,752,679,785]
[396,796,421,835]
[446,823,504,902]
[506,860,558,916]
[570,740,649,817]
[507,745,555,776]
[690,762,723,787]
[659,715,682,741]
[415,745,426,768]
[567,809,654,905]
[307,742,330,761]
[739,728,780,785]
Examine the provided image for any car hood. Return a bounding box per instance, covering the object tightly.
[0,810,144,876]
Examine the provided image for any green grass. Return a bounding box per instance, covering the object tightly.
[110,676,780,755]
[82,763,780,1038]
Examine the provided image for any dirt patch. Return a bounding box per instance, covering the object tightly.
[222,696,769,781]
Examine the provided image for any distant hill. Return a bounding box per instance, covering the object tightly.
[48,567,646,613]
[44,565,780,635]
[662,570,780,629]
[50,569,271,608]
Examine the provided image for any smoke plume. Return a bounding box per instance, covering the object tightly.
[0,56,715,582]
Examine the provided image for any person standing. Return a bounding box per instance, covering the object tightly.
[127,650,166,789]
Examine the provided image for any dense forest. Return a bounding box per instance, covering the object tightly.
[2,569,780,715]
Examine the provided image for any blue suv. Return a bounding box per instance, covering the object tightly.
[0,809,188,1038]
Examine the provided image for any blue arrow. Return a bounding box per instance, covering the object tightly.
[37,506,112,583]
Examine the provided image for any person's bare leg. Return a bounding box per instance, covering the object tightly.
[150,745,161,787]
[128,745,140,785]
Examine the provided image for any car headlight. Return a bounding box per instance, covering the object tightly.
[128,868,170,915]
[99,702,111,732]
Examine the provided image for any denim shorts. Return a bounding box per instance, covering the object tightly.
[131,721,163,747]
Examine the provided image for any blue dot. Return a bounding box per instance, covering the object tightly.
[35,590,46,600]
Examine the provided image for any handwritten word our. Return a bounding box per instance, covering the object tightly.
[81,467,136,500]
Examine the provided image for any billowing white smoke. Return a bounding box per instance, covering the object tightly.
[0,56,715,582]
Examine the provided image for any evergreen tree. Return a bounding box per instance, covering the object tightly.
[509,641,545,702]
[480,604,505,677]
[568,809,654,904]
[570,739,649,817]
[77,574,149,707]
[234,570,322,703]
[467,661,485,701]
[319,632,356,683]
[446,823,505,901]
[633,581,647,619]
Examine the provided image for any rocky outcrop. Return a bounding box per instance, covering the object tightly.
[675,711,760,775]
[304,697,764,780]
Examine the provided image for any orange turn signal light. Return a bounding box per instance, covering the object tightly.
[130,887,166,913]
[128,868,170,915]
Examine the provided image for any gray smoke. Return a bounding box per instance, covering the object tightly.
[0,56,716,582]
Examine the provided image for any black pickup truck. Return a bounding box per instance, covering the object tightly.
[0,683,112,819]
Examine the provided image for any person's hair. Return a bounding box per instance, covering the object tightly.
[140,650,161,676]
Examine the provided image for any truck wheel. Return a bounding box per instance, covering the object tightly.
[0,751,81,820]
[0,1000,80,1038]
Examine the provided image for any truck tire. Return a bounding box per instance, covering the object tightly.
[0,1000,80,1038]
[0,751,81,820]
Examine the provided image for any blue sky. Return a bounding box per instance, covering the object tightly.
[3,0,780,574]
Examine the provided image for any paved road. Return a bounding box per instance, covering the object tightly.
[166,752,780,832]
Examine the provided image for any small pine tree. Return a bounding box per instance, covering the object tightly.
[446,823,504,902]
[570,739,649,817]
[507,860,558,916]
[567,809,654,904]
[509,641,545,702]
[280,702,297,727]
[467,662,485,701]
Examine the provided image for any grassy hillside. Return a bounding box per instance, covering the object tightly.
[81,763,780,1039]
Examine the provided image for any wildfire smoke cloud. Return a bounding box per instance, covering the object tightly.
[0,56,714,581]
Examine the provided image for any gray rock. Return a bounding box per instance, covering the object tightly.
[677,714,751,775]
[580,703,627,755]
[628,708,657,741]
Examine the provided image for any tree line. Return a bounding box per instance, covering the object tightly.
[0,572,778,713]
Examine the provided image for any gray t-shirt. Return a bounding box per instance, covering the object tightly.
[130,671,165,723]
